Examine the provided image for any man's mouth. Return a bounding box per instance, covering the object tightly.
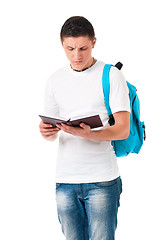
[74,60,82,64]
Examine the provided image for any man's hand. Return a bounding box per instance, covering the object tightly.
[39,121,60,141]
[56,123,92,138]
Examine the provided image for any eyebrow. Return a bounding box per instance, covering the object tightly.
[67,45,88,49]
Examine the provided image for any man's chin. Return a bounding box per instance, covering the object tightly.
[71,63,85,71]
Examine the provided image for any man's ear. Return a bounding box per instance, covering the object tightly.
[92,37,97,48]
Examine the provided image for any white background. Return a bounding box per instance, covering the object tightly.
[0,0,167,239]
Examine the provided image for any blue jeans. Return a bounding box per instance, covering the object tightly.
[56,177,122,240]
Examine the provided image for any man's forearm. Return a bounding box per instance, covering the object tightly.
[89,124,130,141]
[87,111,130,141]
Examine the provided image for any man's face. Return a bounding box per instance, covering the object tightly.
[62,36,96,71]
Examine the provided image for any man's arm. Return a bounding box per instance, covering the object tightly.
[39,121,60,141]
[56,111,130,141]
[90,111,130,141]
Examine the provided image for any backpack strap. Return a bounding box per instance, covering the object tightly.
[102,64,115,125]
[102,62,123,125]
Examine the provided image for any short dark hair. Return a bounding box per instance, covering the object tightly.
[60,16,95,42]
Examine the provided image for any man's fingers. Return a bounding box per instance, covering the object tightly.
[39,121,53,128]
[41,127,59,132]
[39,121,60,137]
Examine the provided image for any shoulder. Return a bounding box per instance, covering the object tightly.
[109,65,124,79]
[109,66,127,88]
[102,62,125,80]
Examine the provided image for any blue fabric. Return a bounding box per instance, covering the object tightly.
[102,64,145,157]
[56,177,122,240]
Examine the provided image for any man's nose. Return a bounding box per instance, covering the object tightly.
[74,49,81,59]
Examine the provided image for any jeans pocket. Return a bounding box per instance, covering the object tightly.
[95,177,119,187]
[95,177,122,196]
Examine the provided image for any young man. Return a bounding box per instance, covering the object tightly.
[39,16,130,240]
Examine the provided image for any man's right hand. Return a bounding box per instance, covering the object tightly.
[39,121,60,140]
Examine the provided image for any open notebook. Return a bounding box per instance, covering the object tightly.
[39,114,103,129]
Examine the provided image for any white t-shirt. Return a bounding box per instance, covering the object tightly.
[44,60,130,183]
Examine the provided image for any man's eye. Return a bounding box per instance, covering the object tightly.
[68,48,74,51]
[80,47,87,51]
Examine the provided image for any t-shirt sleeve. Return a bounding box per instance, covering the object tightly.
[43,76,59,117]
[109,67,131,114]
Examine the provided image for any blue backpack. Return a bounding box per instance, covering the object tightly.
[102,62,146,157]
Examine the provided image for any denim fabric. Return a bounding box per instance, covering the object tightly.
[56,177,122,240]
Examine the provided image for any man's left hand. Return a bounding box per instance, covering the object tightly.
[56,123,92,138]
